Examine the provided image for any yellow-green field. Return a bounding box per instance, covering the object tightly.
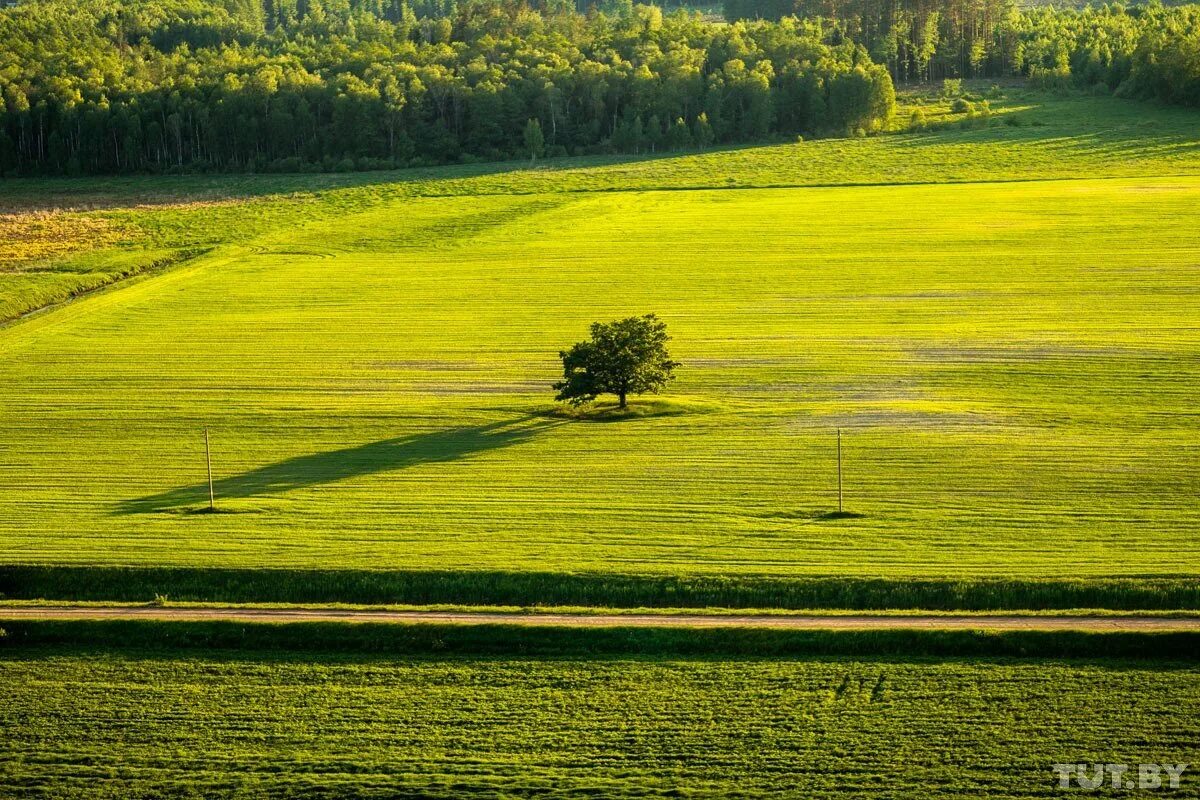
[2,138,1198,578]
[5,90,1200,324]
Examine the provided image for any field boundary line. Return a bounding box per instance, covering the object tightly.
[387,171,1200,201]
[0,246,213,328]
[0,246,249,354]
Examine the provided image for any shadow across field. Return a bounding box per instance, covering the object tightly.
[0,146,717,213]
[117,415,559,514]
[891,96,1200,163]
[539,398,723,423]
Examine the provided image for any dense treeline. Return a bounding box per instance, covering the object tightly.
[0,0,894,175]
[723,0,1200,105]
[724,0,1014,79]
[1017,5,1200,106]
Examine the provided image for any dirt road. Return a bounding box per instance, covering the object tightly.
[2,606,1198,630]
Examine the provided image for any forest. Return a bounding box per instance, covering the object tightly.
[0,0,895,174]
[723,0,1200,101]
[1,0,1197,176]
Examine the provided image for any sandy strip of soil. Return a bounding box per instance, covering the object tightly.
[3,606,1199,630]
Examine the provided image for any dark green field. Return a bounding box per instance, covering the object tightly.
[2,638,1197,799]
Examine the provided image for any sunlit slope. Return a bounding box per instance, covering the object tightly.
[5,91,1200,323]
[1,178,1197,575]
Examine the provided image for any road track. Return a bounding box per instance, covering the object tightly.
[2,606,1199,631]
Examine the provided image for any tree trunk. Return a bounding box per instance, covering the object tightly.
[618,391,627,409]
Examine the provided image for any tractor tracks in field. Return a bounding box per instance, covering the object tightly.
[2,605,1198,631]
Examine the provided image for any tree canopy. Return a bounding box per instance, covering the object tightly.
[2,0,1195,177]
[554,314,679,408]
[723,0,1200,104]
[0,0,896,176]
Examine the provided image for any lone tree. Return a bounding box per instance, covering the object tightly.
[554,314,679,409]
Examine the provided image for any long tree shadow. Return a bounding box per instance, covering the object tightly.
[117,415,559,515]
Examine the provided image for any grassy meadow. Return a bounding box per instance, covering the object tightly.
[2,643,1197,798]
[1,89,1199,588]
[5,89,1200,322]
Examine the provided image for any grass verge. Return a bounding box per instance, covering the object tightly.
[2,619,1198,660]
[3,566,1198,610]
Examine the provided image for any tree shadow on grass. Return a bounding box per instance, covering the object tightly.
[757,509,867,522]
[116,415,560,515]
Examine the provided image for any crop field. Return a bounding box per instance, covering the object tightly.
[6,0,1200,783]
[2,32,1198,800]
[4,90,1200,323]
[1,93,1198,582]
[1,644,1197,798]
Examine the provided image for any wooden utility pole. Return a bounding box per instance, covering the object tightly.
[835,429,844,515]
[205,427,215,512]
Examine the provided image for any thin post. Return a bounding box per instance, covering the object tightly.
[205,427,215,512]
[837,428,843,514]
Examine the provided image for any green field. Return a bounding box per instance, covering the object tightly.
[1,92,1198,583]
[5,90,1200,322]
[2,71,1199,800]
[2,643,1196,798]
